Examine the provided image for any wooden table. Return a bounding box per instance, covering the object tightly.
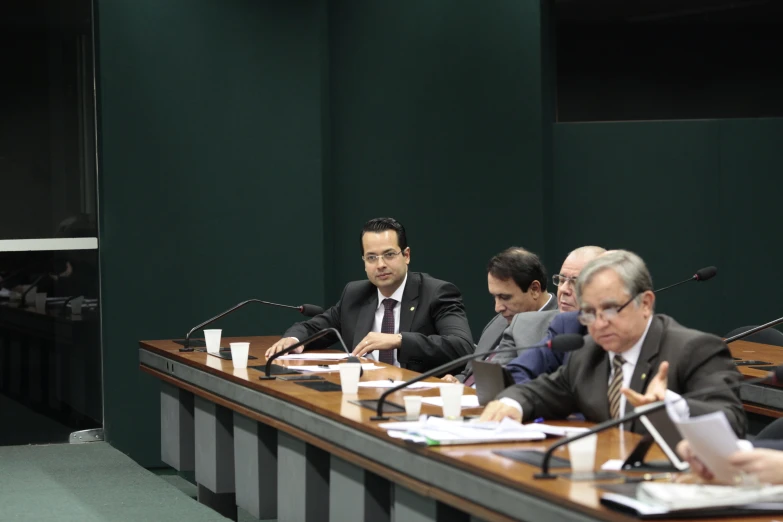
[729,340,783,418]
[139,336,778,522]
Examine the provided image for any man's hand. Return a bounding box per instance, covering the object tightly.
[479,400,522,422]
[677,440,715,481]
[622,361,669,408]
[729,449,783,484]
[265,337,301,358]
[352,332,402,357]
[441,374,459,384]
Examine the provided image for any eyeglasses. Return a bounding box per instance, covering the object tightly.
[362,251,403,264]
[577,294,637,326]
[552,274,578,287]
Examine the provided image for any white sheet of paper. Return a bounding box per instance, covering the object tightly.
[276,353,353,360]
[666,401,743,484]
[421,395,480,409]
[357,380,452,389]
[294,363,382,373]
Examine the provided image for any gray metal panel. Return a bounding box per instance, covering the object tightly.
[278,432,329,522]
[233,412,277,520]
[160,382,195,471]
[741,383,783,409]
[330,455,390,522]
[141,350,605,522]
[393,485,436,522]
[194,396,235,493]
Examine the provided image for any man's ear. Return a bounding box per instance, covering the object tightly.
[528,280,542,298]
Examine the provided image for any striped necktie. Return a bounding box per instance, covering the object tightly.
[378,298,397,365]
[608,355,626,420]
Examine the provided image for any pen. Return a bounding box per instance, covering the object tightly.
[623,472,673,484]
[533,417,545,423]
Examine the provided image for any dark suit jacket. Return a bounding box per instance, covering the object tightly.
[753,439,783,451]
[497,314,747,437]
[506,311,586,384]
[284,272,474,373]
[455,313,507,382]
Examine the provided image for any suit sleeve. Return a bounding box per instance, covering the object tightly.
[506,347,565,385]
[283,287,344,350]
[397,281,474,368]
[752,439,783,451]
[496,363,577,422]
[679,335,747,438]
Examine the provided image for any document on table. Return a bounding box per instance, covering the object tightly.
[420,395,481,409]
[666,401,746,484]
[379,416,547,446]
[276,353,354,360]
[294,363,383,372]
[357,380,454,389]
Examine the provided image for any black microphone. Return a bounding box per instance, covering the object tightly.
[533,365,783,479]
[724,316,783,344]
[369,334,585,421]
[179,299,324,352]
[653,265,717,293]
[259,327,354,379]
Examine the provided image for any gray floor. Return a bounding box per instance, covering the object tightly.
[0,442,232,522]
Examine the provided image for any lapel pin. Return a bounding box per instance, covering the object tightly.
[641,373,647,380]
[410,306,415,311]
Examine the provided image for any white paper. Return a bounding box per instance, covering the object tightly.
[276,353,353,360]
[357,380,451,389]
[601,459,625,471]
[666,401,744,484]
[379,416,546,445]
[421,395,480,409]
[294,363,382,373]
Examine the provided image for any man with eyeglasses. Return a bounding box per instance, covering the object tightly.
[441,247,556,384]
[502,246,605,384]
[265,217,474,372]
[480,250,746,436]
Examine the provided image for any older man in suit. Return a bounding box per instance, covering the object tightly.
[501,246,606,384]
[480,250,746,437]
[441,247,556,384]
[265,217,474,373]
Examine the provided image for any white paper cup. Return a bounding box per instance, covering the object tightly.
[404,395,423,420]
[204,329,222,354]
[568,434,598,474]
[230,342,250,369]
[440,383,464,419]
[71,296,84,315]
[338,363,362,394]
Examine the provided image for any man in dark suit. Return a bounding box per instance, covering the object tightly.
[265,217,473,373]
[441,247,556,384]
[502,246,606,384]
[480,250,746,437]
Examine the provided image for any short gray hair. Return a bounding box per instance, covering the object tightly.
[575,250,653,307]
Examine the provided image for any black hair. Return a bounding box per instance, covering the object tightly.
[360,217,408,253]
[487,247,547,292]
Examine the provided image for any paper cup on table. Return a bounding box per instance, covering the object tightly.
[35,293,47,313]
[230,342,250,369]
[403,396,423,420]
[568,434,597,476]
[71,296,84,315]
[440,383,464,419]
[204,329,222,354]
[338,363,362,394]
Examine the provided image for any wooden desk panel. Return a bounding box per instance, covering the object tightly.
[140,336,776,522]
[729,340,783,418]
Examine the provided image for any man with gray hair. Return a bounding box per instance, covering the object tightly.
[480,250,747,436]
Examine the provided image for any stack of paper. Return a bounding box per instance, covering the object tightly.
[357,380,449,389]
[277,353,353,360]
[378,417,547,446]
[293,363,382,373]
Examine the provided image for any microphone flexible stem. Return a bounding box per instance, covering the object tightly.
[652,276,695,293]
[724,316,783,344]
[261,327,350,378]
[181,299,300,351]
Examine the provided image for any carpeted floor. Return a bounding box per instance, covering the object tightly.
[0,442,231,521]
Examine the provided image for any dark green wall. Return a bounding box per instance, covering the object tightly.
[549,119,783,336]
[96,0,328,465]
[326,0,550,335]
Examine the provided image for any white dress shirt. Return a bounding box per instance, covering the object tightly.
[365,273,408,367]
[500,317,689,420]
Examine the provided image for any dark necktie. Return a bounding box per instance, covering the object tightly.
[608,355,626,419]
[378,298,397,365]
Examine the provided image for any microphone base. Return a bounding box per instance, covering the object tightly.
[370,415,390,421]
[258,376,277,381]
[179,347,195,352]
[533,472,558,480]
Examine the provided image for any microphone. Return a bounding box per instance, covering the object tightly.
[533,365,783,479]
[259,327,354,380]
[19,273,49,307]
[369,334,585,421]
[724,316,783,344]
[653,266,717,293]
[179,299,324,352]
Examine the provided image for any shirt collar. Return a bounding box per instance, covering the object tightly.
[377,272,408,309]
[610,316,653,367]
[538,293,553,311]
